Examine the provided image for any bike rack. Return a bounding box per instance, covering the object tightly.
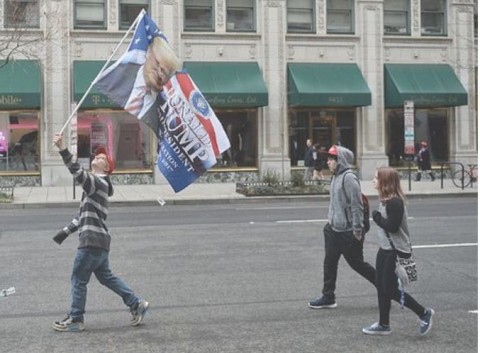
[440,161,465,190]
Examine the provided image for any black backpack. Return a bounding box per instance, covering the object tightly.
[341,171,370,233]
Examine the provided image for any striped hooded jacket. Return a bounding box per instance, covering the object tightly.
[59,149,113,251]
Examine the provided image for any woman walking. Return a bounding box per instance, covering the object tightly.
[362,166,434,336]
[415,141,435,181]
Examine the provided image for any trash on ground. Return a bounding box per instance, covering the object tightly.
[0,287,15,297]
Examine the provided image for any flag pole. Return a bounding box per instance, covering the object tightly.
[58,9,146,135]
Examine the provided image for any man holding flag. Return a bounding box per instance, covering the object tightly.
[94,9,230,192]
[52,134,149,332]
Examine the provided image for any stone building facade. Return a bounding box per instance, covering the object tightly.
[0,0,477,186]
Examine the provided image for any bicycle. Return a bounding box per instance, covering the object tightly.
[452,163,477,188]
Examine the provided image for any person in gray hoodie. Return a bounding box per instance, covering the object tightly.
[308,145,376,309]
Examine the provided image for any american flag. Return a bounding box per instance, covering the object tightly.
[94,11,230,192]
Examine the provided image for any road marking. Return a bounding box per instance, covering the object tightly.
[413,243,477,249]
[468,310,477,314]
[277,217,414,224]
[236,206,327,211]
[277,219,328,223]
[274,221,477,248]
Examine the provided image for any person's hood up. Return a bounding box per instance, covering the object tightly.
[334,145,354,174]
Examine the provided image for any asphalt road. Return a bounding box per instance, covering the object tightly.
[0,196,477,353]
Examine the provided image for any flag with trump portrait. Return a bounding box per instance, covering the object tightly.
[94,10,230,192]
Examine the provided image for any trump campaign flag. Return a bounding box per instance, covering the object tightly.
[94,10,230,192]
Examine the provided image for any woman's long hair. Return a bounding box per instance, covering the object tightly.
[376,166,406,201]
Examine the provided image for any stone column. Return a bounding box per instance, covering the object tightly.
[259,0,289,182]
[156,0,180,50]
[450,0,477,165]
[41,0,72,186]
[356,0,388,180]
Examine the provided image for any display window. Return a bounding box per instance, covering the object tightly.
[288,109,356,166]
[0,111,39,173]
[386,108,449,166]
[213,109,257,169]
[76,111,152,171]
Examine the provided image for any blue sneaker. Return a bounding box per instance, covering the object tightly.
[418,308,435,336]
[362,322,391,335]
[130,300,149,326]
[308,296,337,309]
[52,315,85,332]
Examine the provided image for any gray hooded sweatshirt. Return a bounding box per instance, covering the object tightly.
[327,146,364,234]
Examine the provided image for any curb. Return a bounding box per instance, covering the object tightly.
[0,191,476,209]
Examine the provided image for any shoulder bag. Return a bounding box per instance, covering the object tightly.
[385,231,418,286]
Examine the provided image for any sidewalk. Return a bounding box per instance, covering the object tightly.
[2,177,476,209]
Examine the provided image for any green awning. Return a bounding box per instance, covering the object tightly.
[287,63,371,107]
[184,62,268,107]
[0,60,41,109]
[73,61,119,109]
[384,64,468,108]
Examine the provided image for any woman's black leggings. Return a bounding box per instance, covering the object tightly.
[376,248,426,326]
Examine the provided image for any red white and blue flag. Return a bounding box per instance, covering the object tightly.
[94,11,230,192]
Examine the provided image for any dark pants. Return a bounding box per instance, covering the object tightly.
[322,223,376,299]
[375,248,426,326]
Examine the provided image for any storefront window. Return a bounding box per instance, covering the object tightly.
[0,112,39,172]
[214,110,257,168]
[386,108,448,166]
[289,109,356,166]
[76,111,151,170]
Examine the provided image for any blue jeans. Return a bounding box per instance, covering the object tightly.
[70,247,140,321]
